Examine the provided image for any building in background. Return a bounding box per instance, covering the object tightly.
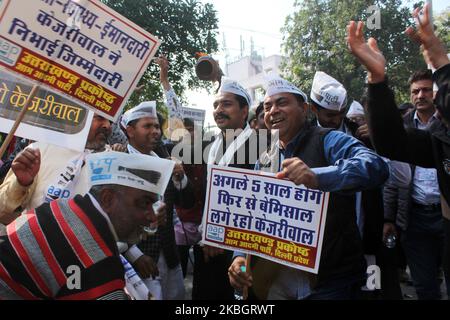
[226,54,286,105]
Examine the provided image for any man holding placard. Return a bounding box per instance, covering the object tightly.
[228,75,389,300]
[194,78,265,300]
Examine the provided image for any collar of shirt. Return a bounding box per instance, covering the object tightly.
[85,144,112,154]
[316,119,350,135]
[413,110,439,129]
[87,192,119,242]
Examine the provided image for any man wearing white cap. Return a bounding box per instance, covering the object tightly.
[310,71,352,133]
[228,74,389,300]
[0,151,174,299]
[345,100,374,146]
[193,78,264,300]
[311,73,383,271]
[347,100,365,122]
[120,101,193,300]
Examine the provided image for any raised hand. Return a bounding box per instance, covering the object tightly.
[155,54,170,90]
[405,3,449,70]
[346,21,386,83]
[11,147,40,187]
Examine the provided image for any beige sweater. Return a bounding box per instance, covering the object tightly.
[0,142,93,222]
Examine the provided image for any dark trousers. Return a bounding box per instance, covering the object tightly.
[402,205,446,300]
[177,245,191,278]
[444,217,450,298]
[378,245,403,299]
[306,273,365,300]
[192,246,234,300]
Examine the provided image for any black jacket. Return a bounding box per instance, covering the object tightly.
[383,110,442,230]
[367,63,450,211]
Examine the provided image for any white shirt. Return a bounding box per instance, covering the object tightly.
[411,111,441,205]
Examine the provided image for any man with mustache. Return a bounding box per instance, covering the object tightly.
[347,3,450,300]
[193,79,264,300]
[0,113,114,224]
[228,74,389,300]
[386,69,445,300]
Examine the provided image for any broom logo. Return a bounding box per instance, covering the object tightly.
[118,166,161,185]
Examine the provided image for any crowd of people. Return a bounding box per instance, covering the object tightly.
[0,3,449,300]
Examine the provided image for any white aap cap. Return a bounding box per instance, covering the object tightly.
[219,78,252,107]
[86,151,175,196]
[264,74,308,102]
[310,71,347,111]
[120,101,157,129]
[346,100,365,118]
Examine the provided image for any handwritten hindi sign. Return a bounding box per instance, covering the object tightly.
[0,71,92,151]
[0,0,161,122]
[202,165,330,274]
[181,106,205,126]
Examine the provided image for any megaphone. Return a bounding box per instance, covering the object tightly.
[195,55,224,92]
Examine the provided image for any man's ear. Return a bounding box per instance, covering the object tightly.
[99,188,116,213]
[243,106,249,122]
[309,103,318,115]
[126,125,134,140]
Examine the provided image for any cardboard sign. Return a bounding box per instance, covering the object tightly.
[0,71,92,151]
[202,165,329,274]
[0,0,161,121]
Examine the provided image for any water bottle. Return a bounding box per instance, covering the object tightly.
[384,234,396,249]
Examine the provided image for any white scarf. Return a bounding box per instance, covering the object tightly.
[43,150,90,203]
[207,124,253,166]
[127,144,158,157]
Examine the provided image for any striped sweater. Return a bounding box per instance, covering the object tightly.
[0,194,126,300]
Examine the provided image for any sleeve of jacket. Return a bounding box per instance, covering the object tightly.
[0,168,37,222]
[383,181,399,223]
[433,63,450,121]
[433,63,450,88]
[367,81,435,168]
